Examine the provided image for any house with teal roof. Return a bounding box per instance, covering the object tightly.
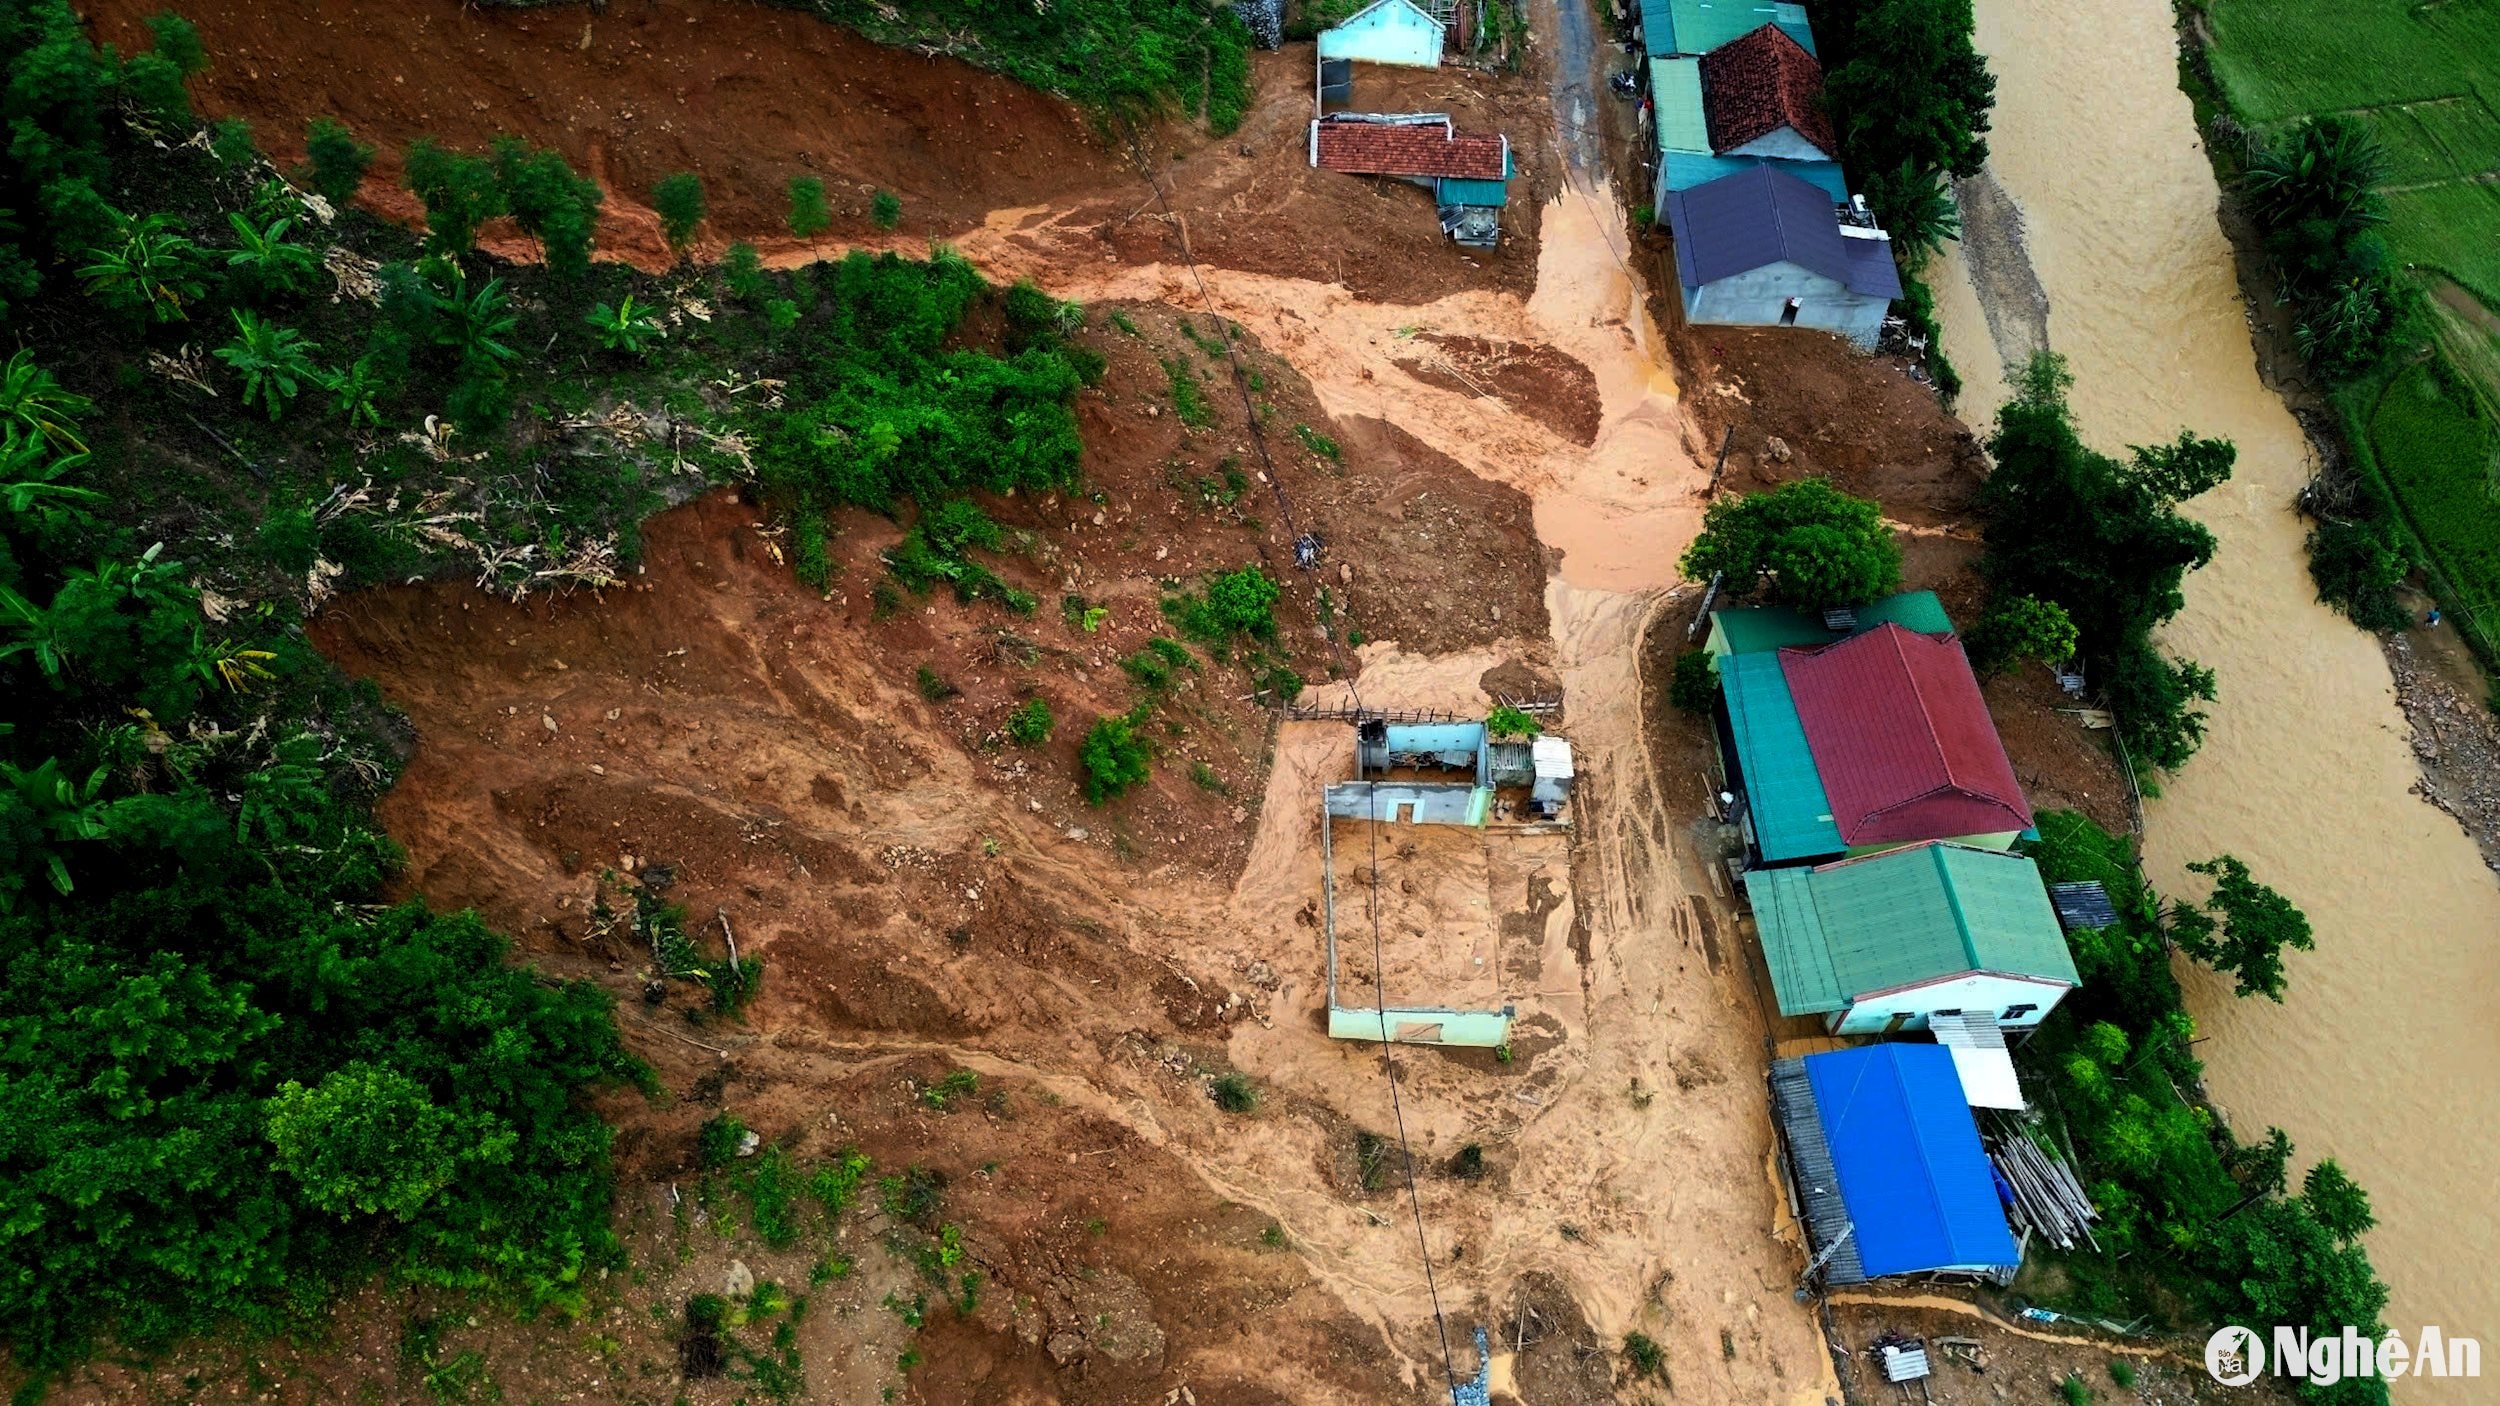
[1648,56,1848,214]
[1639,0,1815,58]
[1703,593,2036,866]
[1703,590,1954,659]
[1745,842,2078,1036]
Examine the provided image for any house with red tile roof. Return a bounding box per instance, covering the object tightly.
[1707,605,2034,867]
[1309,114,1515,246]
[1698,24,1835,160]
[1310,115,1509,180]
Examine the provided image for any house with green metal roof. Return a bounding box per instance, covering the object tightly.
[1703,590,1955,659]
[1639,0,1815,58]
[1745,842,2077,1035]
[1705,601,2035,866]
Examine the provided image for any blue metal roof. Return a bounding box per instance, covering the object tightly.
[1803,1045,2020,1278]
[1719,651,1845,862]
[1666,166,1901,299]
[1663,151,1848,201]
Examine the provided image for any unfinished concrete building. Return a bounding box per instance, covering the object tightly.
[1320,718,1574,1047]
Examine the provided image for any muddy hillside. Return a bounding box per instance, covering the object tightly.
[43,0,2156,1402]
[87,0,1551,300]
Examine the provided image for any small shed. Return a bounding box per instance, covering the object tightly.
[1316,0,1445,68]
[1744,842,2078,1035]
[1434,144,1515,248]
[1773,1044,2022,1284]
[1665,165,1900,347]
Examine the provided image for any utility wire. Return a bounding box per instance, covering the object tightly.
[1116,119,1469,1403]
[1366,784,1465,1401]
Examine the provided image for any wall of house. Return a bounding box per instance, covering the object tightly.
[1682,260,1887,347]
[1328,1004,1514,1046]
[1844,830,2024,860]
[1726,127,1831,161]
[1829,973,2070,1035]
[1316,4,1444,67]
[1325,782,1488,825]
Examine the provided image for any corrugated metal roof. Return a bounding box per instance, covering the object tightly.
[1664,151,1849,200]
[1651,57,1709,155]
[1665,166,1895,296]
[1930,1012,2026,1109]
[1780,624,2033,846]
[1719,651,1845,862]
[1803,1044,2021,1277]
[1744,867,1846,1012]
[1770,1056,1868,1285]
[1710,591,1954,656]
[1436,176,1510,206]
[1642,0,1816,58]
[1748,842,2077,1016]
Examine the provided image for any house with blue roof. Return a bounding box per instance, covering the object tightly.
[1771,1044,2022,1284]
[1666,165,1899,347]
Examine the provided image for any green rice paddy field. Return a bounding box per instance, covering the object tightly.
[2204,0,2500,647]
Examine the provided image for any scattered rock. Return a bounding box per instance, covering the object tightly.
[723,1259,754,1299]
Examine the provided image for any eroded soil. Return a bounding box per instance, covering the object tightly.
[50,1,2159,1402]
[88,0,1547,301]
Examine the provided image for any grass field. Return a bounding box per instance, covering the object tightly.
[2206,0,2500,297]
[2201,0,2500,659]
[2368,361,2500,638]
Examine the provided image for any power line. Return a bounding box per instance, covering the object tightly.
[1116,120,1468,1404]
[1365,784,1465,1401]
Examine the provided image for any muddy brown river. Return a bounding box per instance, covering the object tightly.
[1932,0,2500,1391]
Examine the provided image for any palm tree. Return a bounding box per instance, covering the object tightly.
[1866,163,1963,272]
[213,310,320,420]
[2241,116,2387,236]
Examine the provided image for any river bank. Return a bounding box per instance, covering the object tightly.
[1929,0,2500,1390]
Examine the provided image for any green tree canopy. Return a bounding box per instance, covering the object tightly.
[267,1061,466,1220]
[302,115,372,206]
[2167,854,2316,1001]
[1967,592,2077,675]
[1820,0,1996,183]
[402,138,504,257]
[1079,713,1151,803]
[651,171,705,259]
[1679,478,1901,611]
[786,174,829,246]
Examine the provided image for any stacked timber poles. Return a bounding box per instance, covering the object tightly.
[1985,1116,2101,1252]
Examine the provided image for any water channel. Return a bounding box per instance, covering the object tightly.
[1930,0,2500,1389]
